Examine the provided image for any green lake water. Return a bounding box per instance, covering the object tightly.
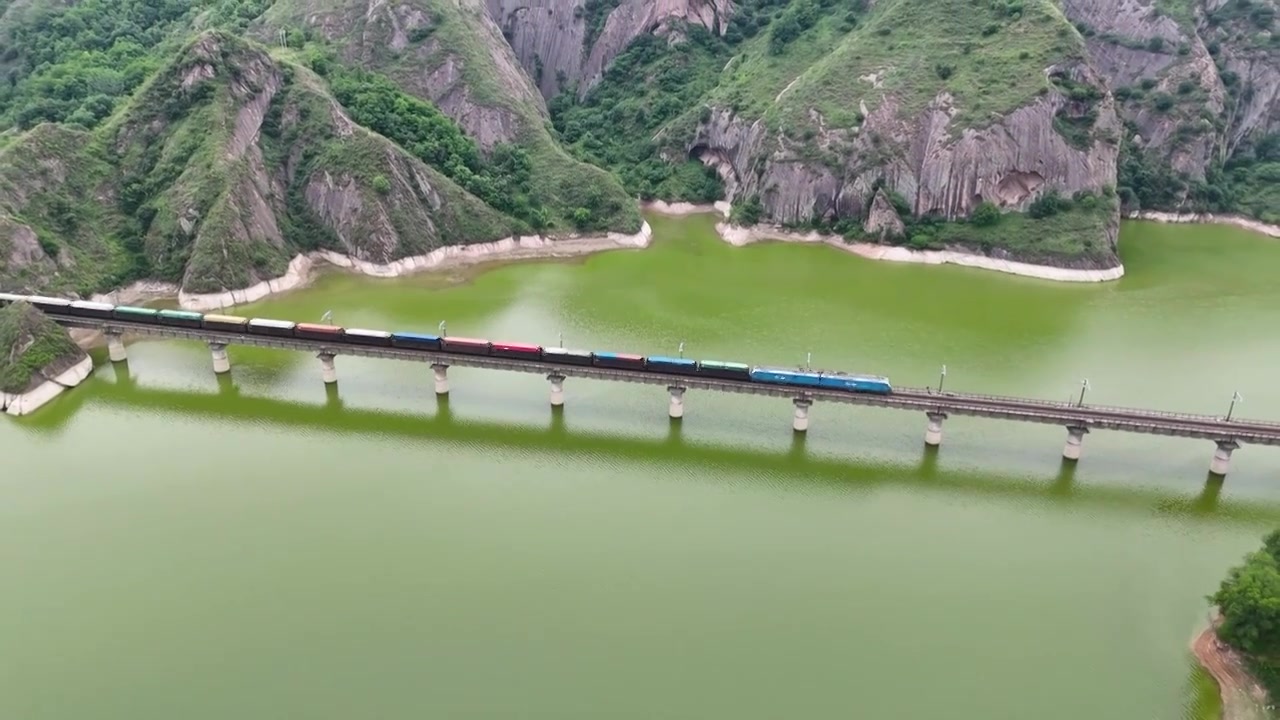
[4,214,1279,719]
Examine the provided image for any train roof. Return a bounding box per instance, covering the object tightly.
[345,328,391,338]
[0,292,26,303]
[492,341,540,351]
[71,300,114,310]
[296,322,342,333]
[204,314,249,323]
[158,309,203,319]
[390,331,440,341]
[594,351,643,360]
[26,295,71,306]
[821,371,890,382]
[699,359,750,370]
[248,318,295,328]
[442,336,489,344]
[115,306,159,315]
[543,346,591,356]
[647,355,696,365]
[752,366,820,375]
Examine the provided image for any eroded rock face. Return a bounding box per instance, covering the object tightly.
[691,69,1120,225]
[486,0,731,100]
[1060,0,1276,177]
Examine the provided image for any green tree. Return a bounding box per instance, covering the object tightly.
[371,175,391,194]
[971,201,1001,226]
[1213,530,1280,656]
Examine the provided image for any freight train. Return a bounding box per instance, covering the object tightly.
[0,293,894,395]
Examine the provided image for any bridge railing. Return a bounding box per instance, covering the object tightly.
[901,386,1280,429]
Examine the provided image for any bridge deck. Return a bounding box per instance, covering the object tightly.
[55,317,1280,446]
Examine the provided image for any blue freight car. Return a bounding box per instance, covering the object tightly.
[749,367,822,387]
[817,372,893,394]
[645,355,699,376]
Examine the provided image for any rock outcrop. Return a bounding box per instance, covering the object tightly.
[0,300,91,416]
[1061,0,1276,176]
[486,0,731,99]
[259,0,640,232]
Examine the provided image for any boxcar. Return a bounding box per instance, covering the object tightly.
[390,332,443,351]
[441,336,491,356]
[749,367,822,388]
[697,359,752,381]
[247,318,297,338]
[817,373,893,394]
[203,314,250,333]
[294,322,344,341]
[491,341,542,360]
[157,309,204,329]
[343,328,393,347]
[542,347,593,366]
[25,296,73,315]
[113,306,161,323]
[67,300,116,319]
[592,351,646,371]
[645,355,699,377]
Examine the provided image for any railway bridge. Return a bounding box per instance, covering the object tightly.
[53,316,1280,477]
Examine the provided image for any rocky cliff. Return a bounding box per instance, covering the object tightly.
[258,0,640,232]
[675,0,1124,263]
[0,300,85,396]
[485,0,731,99]
[0,31,522,295]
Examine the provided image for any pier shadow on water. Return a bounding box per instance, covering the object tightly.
[14,377,1280,526]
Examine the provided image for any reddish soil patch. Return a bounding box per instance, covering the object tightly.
[1193,621,1271,720]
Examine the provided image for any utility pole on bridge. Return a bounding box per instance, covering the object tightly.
[1227,391,1243,421]
[1077,378,1090,407]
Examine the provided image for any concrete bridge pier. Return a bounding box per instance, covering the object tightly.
[318,353,337,384]
[1210,440,1240,476]
[106,332,127,363]
[209,342,230,374]
[792,398,812,432]
[668,386,686,419]
[924,412,947,446]
[548,374,565,407]
[1063,425,1089,461]
[432,364,449,395]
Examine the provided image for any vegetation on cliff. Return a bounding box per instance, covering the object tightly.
[0,301,83,394]
[1211,529,1280,701]
[1,0,1277,289]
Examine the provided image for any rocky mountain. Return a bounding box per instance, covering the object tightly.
[1,31,527,295]
[0,0,1276,293]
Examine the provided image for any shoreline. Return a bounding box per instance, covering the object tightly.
[89,224,654,313]
[1131,211,1280,238]
[714,223,1126,282]
[641,201,1123,282]
[1,355,93,416]
[1192,618,1270,720]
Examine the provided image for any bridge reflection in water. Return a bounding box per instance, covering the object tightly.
[19,362,1279,527]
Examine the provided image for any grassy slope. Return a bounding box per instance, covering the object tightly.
[0,301,81,393]
[778,0,1084,132]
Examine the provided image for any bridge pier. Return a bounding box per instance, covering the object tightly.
[668,386,686,419]
[318,353,337,384]
[924,412,947,446]
[1210,440,1240,476]
[792,398,811,432]
[209,342,230,374]
[1063,425,1089,461]
[432,364,449,395]
[105,332,127,363]
[548,374,565,407]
